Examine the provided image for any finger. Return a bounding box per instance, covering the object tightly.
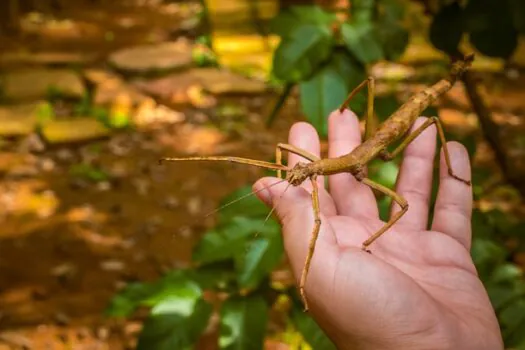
[431,142,473,249]
[287,122,324,188]
[391,117,437,230]
[253,177,339,290]
[286,122,337,215]
[328,109,378,218]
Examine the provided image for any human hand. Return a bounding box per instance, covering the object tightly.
[253,109,503,350]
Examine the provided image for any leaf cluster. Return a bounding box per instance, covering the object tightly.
[106,186,335,349]
[267,1,409,136]
[428,0,524,59]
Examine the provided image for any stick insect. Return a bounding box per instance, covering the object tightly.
[160,53,475,311]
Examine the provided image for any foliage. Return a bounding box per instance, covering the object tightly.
[267,1,410,135]
[107,185,336,349]
[427,0,523,58]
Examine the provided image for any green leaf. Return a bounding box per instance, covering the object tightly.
[465,0,518,59]
[374,95,401,122]
[375,0,409,60]
[350,0,375,23]
[106,282,161,317]
[299,51,366,137]
[291,306,336,350]
[371,160,399,190]
[270,5,336,38]
[509,0,525,33]
[218,186,270,223]
[193,217,274,264]
[429,2,464,56]
[499,299,525,345]
[219,295,269,350]
[237,220,283,289]
[471,238,507,279]
[272,24,334,82]
[137,297,212,350]
[341,22,384,64]
[141,278,203,308]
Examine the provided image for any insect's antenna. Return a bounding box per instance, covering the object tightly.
[203,178,288,218]
[159,156,289,172]
[253,181,292,240]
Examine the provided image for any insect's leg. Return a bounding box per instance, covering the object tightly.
[300,175,321,312]
[338,77,378,141]
[275,143,321,179]
[360,178,408,250]
[379,117,471,185]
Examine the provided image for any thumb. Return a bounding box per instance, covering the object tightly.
[253,177,311,226]
[253,177,337,292]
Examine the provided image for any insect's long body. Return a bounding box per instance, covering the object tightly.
[161,54,475,312]
[292,55,474,182]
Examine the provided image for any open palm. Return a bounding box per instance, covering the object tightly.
[254,110,503,350]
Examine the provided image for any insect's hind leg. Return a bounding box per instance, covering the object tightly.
[339,77,378,141]
[379,116,471,185]
[300,175,321,312]
[275,143,320,179]
[361,178,409,250]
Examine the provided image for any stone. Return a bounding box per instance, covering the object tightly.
[134,67,267,106]
[41,118,111,144]
[83,69,151,107]
[0,51,97,67]
[108,40,194,75]
[1,68,85,101]
[0,103,43,136]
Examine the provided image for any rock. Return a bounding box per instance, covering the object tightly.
[134,67,267,106]
[108,40,194,75]
[1,68,85,101]
[0,51,97,67]
[100,260,126,272]
[0,103,43,137]
[0,152,38,175]
[41,118,111,144]
[83,69,151,107]
[0,332,32,349]
[195,68,268,95]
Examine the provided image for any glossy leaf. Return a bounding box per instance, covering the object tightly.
[105,282,162,317]
[193,217,275,264]
[137,297,212,350]
[237,220,283,289]
[341,22,384,64]
[272,24,334,82]
[350,0,375,23]
[509,0,525,33]
[465,0,518,59]
[219,295,269,350]
[299,51,366,137]
[375,0,409,60]
[429,2,464,56]
[292,306,336,350]
[270,5,336,38]
[218,185,270,223]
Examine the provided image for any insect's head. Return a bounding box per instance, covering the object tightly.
[286,162,310,186]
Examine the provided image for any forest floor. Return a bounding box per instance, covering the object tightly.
[1,1,525,349]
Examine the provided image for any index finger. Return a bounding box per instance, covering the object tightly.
[431,142,473,249]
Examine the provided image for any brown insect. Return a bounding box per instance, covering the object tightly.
[160,53,475,311]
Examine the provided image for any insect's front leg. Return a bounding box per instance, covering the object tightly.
[275,143,320,179]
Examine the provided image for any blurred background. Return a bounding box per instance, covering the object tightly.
[0,0,524,349]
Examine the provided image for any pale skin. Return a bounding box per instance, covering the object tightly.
[253,109,504,350]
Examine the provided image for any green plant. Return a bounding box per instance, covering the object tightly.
[107,186,335,349]
[266,1,409,133]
